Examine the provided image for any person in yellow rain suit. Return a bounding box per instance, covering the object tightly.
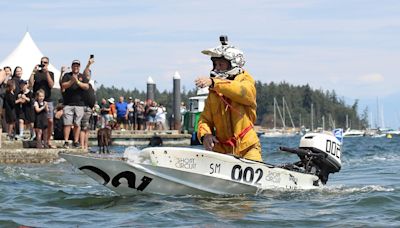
[195,36,262,162]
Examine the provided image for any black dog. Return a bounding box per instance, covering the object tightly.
[97,127,112,153]
[149,135,163,147]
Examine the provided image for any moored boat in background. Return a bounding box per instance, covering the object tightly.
[343,128,365,137]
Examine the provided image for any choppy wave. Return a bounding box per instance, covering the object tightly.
[342,153,400,166]
[322,184,395,193]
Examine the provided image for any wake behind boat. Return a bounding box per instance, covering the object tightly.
[60,132,342,196]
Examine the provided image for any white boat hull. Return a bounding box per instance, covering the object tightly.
[61,147,320,196]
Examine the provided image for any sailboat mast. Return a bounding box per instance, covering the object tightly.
[376,97,380,129]
[311,103,314,131]
[328,114,335,129]
[381,105,385,128]
[299,113,302,128]
[370,111,373,129]
[273,97,276,129]
[282,97,285,129]
[283,97,296,129]
[275,97,285,129]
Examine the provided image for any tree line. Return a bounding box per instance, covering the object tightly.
[255,81,368,130]
[51,81,368,130]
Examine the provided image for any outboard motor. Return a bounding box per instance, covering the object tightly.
[299,132,342,184]
[280,131,342,184]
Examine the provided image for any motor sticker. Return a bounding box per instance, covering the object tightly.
[175,158,197,169]
[264,170,281,184]
[289,174,298,185]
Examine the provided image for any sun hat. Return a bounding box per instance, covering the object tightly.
[108,98,115,104]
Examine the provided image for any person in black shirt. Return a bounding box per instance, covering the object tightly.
[16,80,35,140]
[11,67,23,96]
[29,57,55,148]
[61,59,91,148]
[80,63,96,150]
[11,67,23,136]
[4,80,23,140]
[0,66,12,131]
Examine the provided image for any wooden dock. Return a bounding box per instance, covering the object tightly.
[87,130,191,146]
[0,130,191,164]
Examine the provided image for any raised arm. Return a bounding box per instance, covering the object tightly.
[28,65,39,89]
[84,57,95,80]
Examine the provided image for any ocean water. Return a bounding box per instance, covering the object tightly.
[1,137,399,227]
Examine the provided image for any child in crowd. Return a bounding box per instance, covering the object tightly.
[4,80,19,140]
[91,103,100,130]
[100,98,110,128]
[136,100,145,130]
[53,100,74,141]
[34,89,49,148]
[17,80,35,140]
[108,98,116,123]
[155,104,167,130]
[145,100,158,130]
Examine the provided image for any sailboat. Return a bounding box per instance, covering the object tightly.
[343,115,365,137]
[261,97,297,138]
[366,98,396,138]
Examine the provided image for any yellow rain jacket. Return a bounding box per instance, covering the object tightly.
[197,71,262,161]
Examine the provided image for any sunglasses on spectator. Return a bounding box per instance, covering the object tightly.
[41,61,49,64]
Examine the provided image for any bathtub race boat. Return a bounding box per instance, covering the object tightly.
[60,131,343,196]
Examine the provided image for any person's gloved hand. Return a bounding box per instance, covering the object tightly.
[203,134,219,151]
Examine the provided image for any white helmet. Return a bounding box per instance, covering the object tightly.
[202,36,245,79]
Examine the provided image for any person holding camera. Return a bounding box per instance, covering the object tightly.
[80,59,96,150]
[195,36,262,162]
[61,58,91,148]
[29,57,55,147]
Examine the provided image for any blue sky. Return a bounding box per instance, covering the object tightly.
[1,0,400,128]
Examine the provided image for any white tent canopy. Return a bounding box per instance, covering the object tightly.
[0,32,60,88]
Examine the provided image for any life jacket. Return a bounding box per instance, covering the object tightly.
[214,91,254,149]
[197,71,259,155]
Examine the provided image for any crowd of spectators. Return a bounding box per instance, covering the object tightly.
[0,56,170,149]
[96,96,168,131]
[0,56,57,148]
